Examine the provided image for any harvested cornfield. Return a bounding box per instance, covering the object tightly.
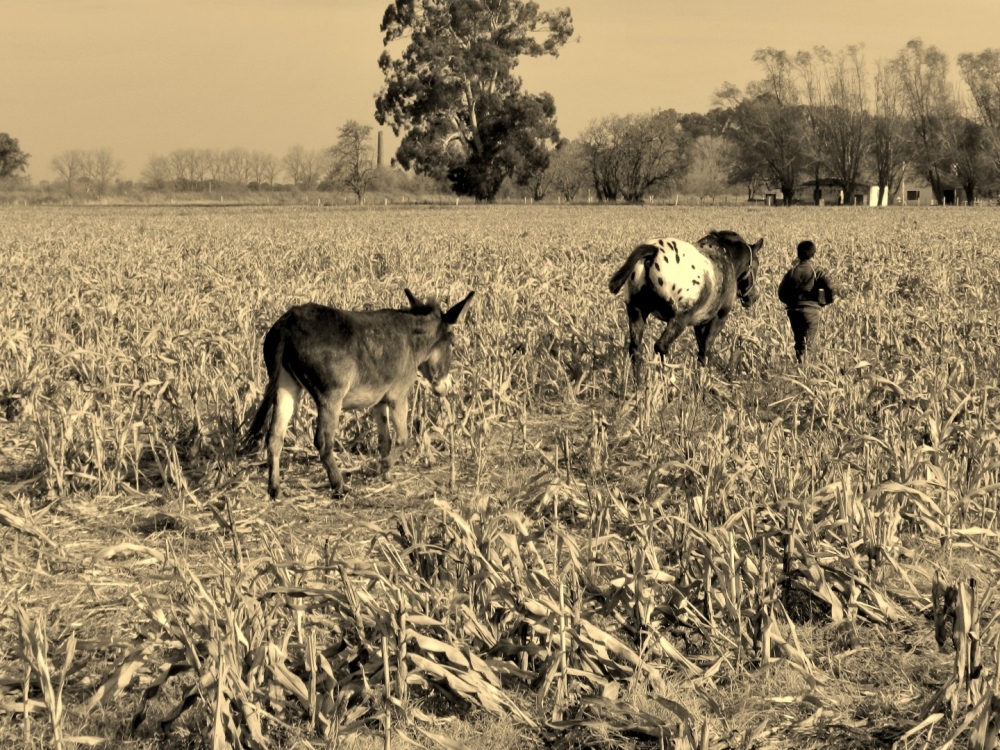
[2,204,1000,749]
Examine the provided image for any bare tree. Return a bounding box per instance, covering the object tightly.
[717,49,809,204]
[945,112,994,204]
[282,145,307,187]
[329,121,377,203]
[958,49,1000,173]
[682,135,735,199]
[821,45,871,203]
[260,153,279,187]
[203,149,224,189]
[51,150,87,194]
[141,155,172,189]
[546,139,589,201]
[225,148,252,185]
[871,59,912,205]
[581,110,689,202]
[186,150,206,187]
[168,150,191,187]
[893,39,956,203]
[248,150,276,187]
[579,116,622,200]
[795,46,830,203]
[283,145,324,189]
[80,148,123,195]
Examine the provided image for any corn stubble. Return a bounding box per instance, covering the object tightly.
[2,205,1000,748]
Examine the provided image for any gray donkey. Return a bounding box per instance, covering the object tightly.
[244,289,475,498]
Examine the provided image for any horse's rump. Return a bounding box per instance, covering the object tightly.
[608,244,660,294]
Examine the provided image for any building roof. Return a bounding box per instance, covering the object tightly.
[801,178,873,189]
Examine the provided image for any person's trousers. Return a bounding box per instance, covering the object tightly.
[787,307,821,362]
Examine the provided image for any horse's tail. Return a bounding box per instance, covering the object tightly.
[609,244,659,294]
[239,322,284,454]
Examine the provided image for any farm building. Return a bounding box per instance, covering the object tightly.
[800,178,889,206]
[897,178,969,206]
[752,178,981,206]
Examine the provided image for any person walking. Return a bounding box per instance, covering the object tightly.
[777,240,837,363]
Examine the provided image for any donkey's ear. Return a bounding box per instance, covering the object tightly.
[443,291,475,325]
[404,289,421,308]
[752,238,764,252]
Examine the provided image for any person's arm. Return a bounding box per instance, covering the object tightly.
[815,267,837,302]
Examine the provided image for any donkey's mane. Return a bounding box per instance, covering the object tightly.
[407,298,443,316]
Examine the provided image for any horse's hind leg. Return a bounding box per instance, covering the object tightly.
[626,302,647,387]
[267,366,302,500]
[652,319,686,359]
[314,390,346,496]
[694,312,729,366]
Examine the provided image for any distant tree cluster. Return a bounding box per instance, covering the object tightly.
[282,146,330,190]
[141,148,285,191]
[50,148,123,195]
[130,124,438,202]
[134,127,382,201]
[522,39,1000,206]
[580,110,690,201]
[712,40,1000,205]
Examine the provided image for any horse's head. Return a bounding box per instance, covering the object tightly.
[705,231,764,308]
[736,237,763,308]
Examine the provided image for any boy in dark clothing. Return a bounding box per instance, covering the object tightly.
[777,240,837,362]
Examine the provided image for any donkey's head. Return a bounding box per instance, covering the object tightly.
[405,289,475,395]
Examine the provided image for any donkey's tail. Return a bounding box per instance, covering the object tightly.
[239,323,283,454]
[608,244,659,295]
[240,378,277,454]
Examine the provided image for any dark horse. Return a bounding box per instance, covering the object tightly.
[608,230,763,383]
[243,289,475,499]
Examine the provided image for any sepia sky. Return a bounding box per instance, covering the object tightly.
[5,0,999,181]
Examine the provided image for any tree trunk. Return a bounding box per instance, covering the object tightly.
[781,183,795,205]
[844,180,858,206]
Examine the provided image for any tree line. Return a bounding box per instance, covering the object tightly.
[512,40,1000,206]
[0,121,402,203]
[5,0,1000,205]
[99,121,384,200]
[709,41,1000,206]
[372,1,1000,204]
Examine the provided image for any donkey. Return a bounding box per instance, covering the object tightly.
[243,289,475,499]
[608,230,763,384]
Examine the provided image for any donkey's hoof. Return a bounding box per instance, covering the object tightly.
[268,485,280,500]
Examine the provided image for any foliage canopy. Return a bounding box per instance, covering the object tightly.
[0,133,29,179]
[375,0,573,201]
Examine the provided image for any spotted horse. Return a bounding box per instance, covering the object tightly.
[608,230,763,384]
